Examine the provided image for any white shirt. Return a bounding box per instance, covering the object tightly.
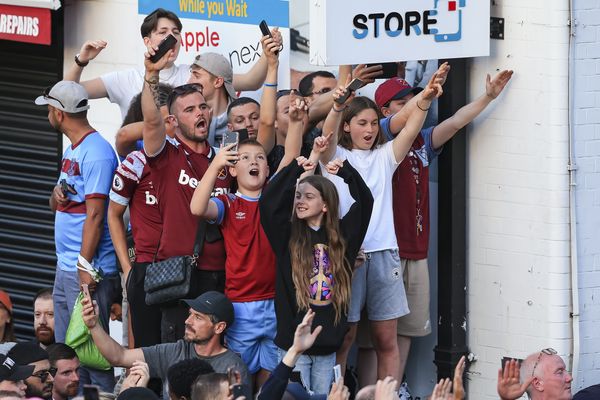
[321,142,400,253]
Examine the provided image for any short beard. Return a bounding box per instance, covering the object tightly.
[35,328,55,346]
[179,123,207,144]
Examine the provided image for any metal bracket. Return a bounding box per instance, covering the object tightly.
[490,17,504,39]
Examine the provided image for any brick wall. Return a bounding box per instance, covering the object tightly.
[466,2,573,398]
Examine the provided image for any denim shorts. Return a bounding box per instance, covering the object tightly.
[226,299,278,374]
[348,249,410,322]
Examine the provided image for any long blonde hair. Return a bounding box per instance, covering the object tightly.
[289,175,351,324]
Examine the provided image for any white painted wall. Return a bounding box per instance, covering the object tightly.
[572,0,600,388]
[466,2,573,398]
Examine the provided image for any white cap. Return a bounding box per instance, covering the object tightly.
[35,80,90,113]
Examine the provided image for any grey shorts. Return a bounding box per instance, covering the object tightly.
[348,249,410,322]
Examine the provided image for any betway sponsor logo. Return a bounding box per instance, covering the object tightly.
[177,170,228,196]
[145,191,157,205]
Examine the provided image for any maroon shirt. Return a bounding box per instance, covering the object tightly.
[110,150,161,263]
[147,138,231,270]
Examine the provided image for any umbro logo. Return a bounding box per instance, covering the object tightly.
[235,212,246,220]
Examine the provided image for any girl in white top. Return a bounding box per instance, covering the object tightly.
[319,63,449,386]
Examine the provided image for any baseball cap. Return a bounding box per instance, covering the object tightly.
[182,291,234,327]
[34,80,90,113]
[0,354,34,382]
[192,53,237,100]
[8,342,48,364]
[374,78,423,109]
[0,290,12,315]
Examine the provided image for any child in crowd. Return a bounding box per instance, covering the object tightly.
[189,139,278,391]
[259,137,373,394]
[319,63,449,386]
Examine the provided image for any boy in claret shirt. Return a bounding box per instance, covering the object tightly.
[190,139,276,390]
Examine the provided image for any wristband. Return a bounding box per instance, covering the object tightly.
[417,100,430,111]
[78,254,93,270]
[74,54,89,67]
[263,82,278,87]
[332,106,346,113]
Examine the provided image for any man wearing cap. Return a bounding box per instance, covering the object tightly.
[357,70,513,390]
[80,291,249,397]
[0,354,33,398]
[7,343,54,400]
[36,80,118,392]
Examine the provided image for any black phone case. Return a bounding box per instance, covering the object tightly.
[150,34,177,63]
[367,62,398,79]
[259,20,278,55]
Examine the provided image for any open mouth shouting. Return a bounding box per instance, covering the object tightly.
[249,168,260,176]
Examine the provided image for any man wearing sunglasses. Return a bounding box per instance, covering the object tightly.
[6,342,55,400]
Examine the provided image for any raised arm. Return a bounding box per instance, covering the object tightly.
[320,78,353,163]
[256,35,280,154]
[392,69,445,163]
[431,70,513,149]
[63,40,109,99]
[388,62,450,135]
[275,93,307,173]
[232,28,282,91]
[115,122,143,158]
[190,143,237,218]
[141,49,173,156]
[82,295,144,367]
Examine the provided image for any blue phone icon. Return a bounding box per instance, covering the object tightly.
[430,0,465,42]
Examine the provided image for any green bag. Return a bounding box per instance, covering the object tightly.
[65,292,111,370]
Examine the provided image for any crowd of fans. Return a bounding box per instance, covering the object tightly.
[4,6,593,400]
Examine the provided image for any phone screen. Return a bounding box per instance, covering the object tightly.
[222,131,239,152]
[83,385,99,400]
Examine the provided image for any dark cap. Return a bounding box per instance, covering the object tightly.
[374,78,423,108]
[574,384,600,400]
[8,342,49,364]
[182,291,234,328]
[0,354,34,382]
[117,387,160,400]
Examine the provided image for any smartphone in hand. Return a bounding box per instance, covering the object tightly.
[259,20,279,55]
[149,34,178,63]
[334,78,364,105]
[83,385,99,400]
[366,62,398,79]
[81,283,95,314]
[222,130,240,153]
[333,364,342,384]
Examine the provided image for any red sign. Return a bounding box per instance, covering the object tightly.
[0,4,51,45]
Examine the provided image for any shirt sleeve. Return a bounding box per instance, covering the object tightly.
[141,343,177,380]
[82,147,117,200]
[109,151,146,206]
[421,126,442,161]
[380,116,395,141]
[210,197,226,225]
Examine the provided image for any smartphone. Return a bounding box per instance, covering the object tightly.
[259,20,279,55]
[333,364,342,384]
[81,283,95,314]
[366,62,398,79]
[227,368,244,397]
[149,34,178,63]
[334,78,364,105]
[60,179,77,195]
[222,130,239,152]
[83,385,99,400]
[235,128,249,142]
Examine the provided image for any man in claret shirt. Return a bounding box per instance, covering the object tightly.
[36,81,118,391]
[140,47,232,343]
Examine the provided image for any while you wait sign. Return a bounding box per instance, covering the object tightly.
[310,0,489,66]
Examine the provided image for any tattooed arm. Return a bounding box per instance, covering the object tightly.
[141,50,172,156]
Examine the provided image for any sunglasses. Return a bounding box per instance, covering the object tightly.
[531,348,557,377]
[32,367,57,383]
[306,87,332,97]
[42,86,65,109]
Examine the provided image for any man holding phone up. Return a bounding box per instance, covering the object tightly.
[37,81,118,392]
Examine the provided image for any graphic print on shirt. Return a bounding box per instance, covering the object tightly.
[309,244,334,306]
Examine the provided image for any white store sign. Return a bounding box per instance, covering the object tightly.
[310,0,489,66]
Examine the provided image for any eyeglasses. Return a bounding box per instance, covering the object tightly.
[42,86,65,109]
[32,368,57,382]
[531,348,557,377]
[167,83,203,112]
[307,87,332,97]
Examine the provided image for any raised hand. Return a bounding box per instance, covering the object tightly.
[325,159,344,176]
[290,309,322,354]
[430,378,452,400]
[313,132,333,155]
[486,70,513,99]
[214,142,239,169]
[144,44,174,73]
[261,34,280,67]
[296,156,317,173]
[81,296,99,329]
[421,67,447,101]
[497,359,533,400]
[374,376,398,400]
[328,380,350,400]
[289,92,308,123]
[77,40,107,64]
[332,76,355,109]
[353,64,384,86]
[453,356,466,400]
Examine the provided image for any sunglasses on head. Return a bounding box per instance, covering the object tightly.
[42,86,65,109]
[531,348,557,377]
